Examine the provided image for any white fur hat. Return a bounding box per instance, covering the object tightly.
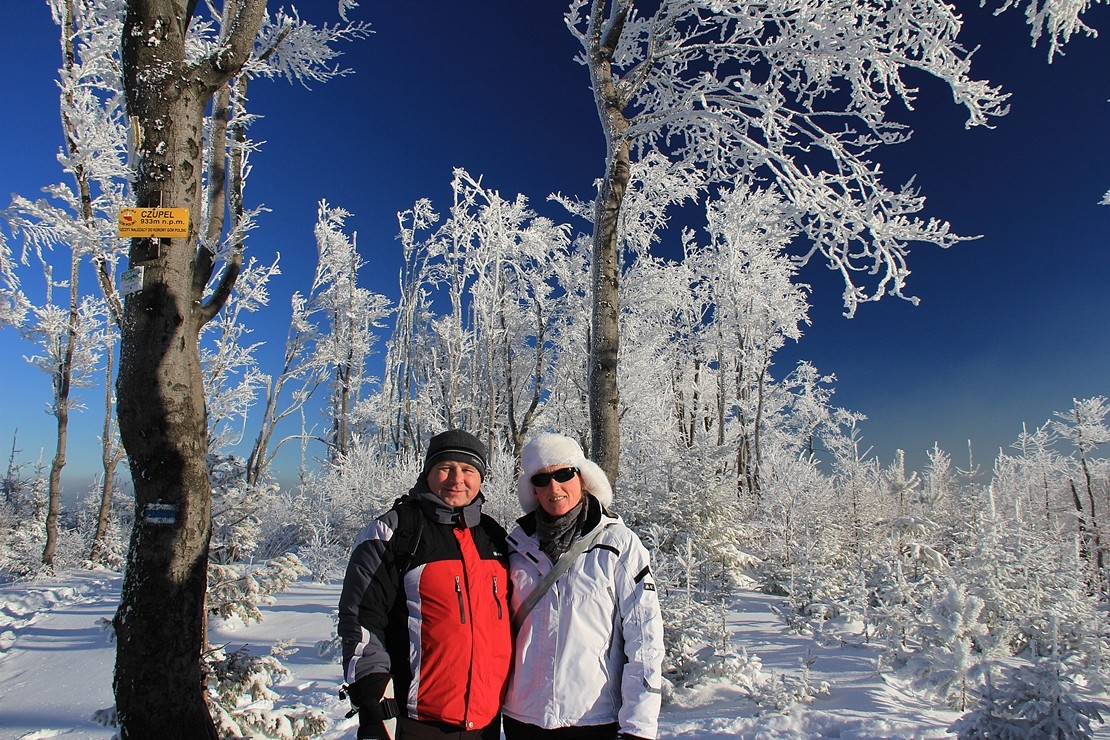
[517,433,613,513]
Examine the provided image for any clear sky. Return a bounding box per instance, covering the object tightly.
[1,2,1108,491]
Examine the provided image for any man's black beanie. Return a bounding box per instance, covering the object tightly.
[423,429,487,480]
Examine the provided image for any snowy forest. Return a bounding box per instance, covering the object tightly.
[1,0,1109,738]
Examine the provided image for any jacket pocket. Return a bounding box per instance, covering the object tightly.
[455,575,467,623]
[492,575,504,620]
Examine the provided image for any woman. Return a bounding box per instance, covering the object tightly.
[502,433,664,740]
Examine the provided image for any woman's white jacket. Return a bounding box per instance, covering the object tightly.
[503,494,664,738]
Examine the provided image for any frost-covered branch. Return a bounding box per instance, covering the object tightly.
[569,0,1012,315]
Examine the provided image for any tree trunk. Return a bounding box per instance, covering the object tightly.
[43,253,82,570]
[1079,451,1106,591]
[112,2,263,737]
[588,140,629,484]
[44,0,111,569]
[90,349,125,566]
[113,204,218,740]
[585,0,633,484]
[332,355,352,461]
[1070,478,1096,593]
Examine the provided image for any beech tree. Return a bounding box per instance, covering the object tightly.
[1052,397,1110,593]
[200,256,278,455]
[244,250,332,485]
[113,3,265,735]
[374,171,579,465]
[89,328,127,567]
[379,199,441,456]
[311,204,391,461]
[112,2,369,736]
[20,293,107,568]
[688,186,810,494]
[3,0,129,571]
[436,170,575,462]
[568,0,1010,481]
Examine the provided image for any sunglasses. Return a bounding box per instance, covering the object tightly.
[530,466,579,488]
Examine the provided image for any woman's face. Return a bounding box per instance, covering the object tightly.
[532,465,584,518]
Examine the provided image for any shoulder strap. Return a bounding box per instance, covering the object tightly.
[390,498,424,573]
[511,523,609,634]
[479,512,509,550]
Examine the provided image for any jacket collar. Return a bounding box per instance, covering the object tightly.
[518,491,604,537]
[406,480,485,528]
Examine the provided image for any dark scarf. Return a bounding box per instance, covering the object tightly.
[535,496,587,563]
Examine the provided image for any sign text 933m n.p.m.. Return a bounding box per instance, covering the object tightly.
[117,207,190,239]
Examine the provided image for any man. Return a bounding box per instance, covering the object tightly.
[338,430,512,739]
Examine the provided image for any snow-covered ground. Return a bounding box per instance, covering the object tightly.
[0,571,1103,739]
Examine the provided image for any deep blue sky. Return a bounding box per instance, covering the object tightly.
[1,2,1108,490]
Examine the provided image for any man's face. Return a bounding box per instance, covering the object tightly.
[426,460,482,507]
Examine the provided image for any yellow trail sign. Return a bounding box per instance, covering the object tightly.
[118,207,190,239]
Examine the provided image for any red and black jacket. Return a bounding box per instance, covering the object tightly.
[338,484,512,731]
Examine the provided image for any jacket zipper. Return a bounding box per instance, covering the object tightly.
[455,575,467,623]
[492,575,503,619]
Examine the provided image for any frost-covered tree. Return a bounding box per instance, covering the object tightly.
[311,204,391,461]
[906,579,990,710]
[676,185,811,495]
[953,644,1109,739]
[244,203,390,483]
[244,280,329,486]
[1007,421,1067,531]
[201,256,278,455]
[756,445,849,610]
[17,293,107,570]
[950,668,1034,740]
[568,0,1009,480]
[373,170,580,465]
[0,450,51,579]
[205,640,326,739]
[991,0,1104,61]
[378,199,442,456]
[1052,397,1110,592]
[309,436,424,545]
[445,170,576,464]
[207,549,309,627]
[88,323,128,568]
[111,2,371,736]
[3,0,130,571]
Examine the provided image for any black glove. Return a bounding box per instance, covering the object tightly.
[347,672,390,715]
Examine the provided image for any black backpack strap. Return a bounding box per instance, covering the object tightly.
[390,497,424,574]
[479,512,509,553]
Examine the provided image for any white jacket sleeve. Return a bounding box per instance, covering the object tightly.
[615,531,664,738]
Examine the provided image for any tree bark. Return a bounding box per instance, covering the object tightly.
[588,146,628,484]
[90,348,126,566]
[585,0,633,485]
[112,2,263,737]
